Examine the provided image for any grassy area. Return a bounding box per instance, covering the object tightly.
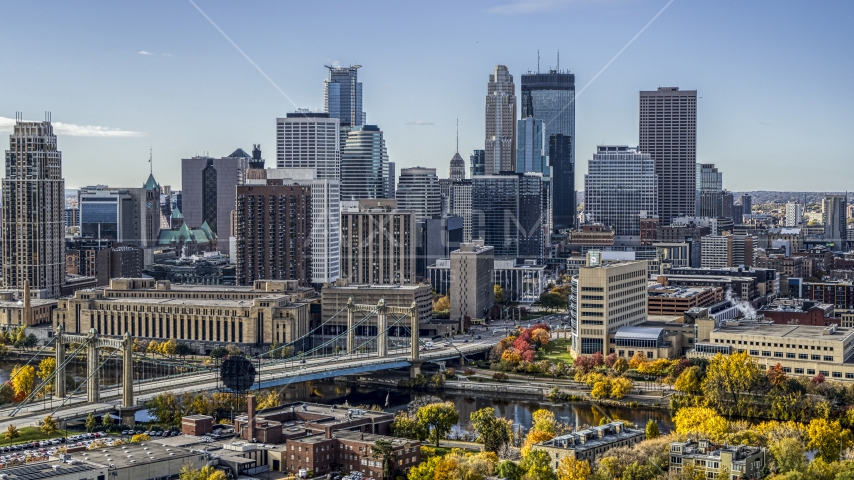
[2,426,76,446]
[542,338,574,364]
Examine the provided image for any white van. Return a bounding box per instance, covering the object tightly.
[425,341,433,348]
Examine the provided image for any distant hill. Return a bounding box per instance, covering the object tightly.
[732,191,852,205]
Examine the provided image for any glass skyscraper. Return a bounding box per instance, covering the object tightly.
[516,117,547,175]
[521,70,575,232]
[696,163,723,217]
[340,125,391,201]
[470,150,485,177]
[584,146,658,237]
[471,173,544,260]
[324,65,365,127]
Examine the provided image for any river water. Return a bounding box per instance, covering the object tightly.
[0,359,674,433]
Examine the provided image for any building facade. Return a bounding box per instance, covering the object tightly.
[534,422,645,467]
[521,69,576,232]
[515,117,547,175]
[235,182,312,286]
[340,200,416,285]
[571,255,649,354]
[471,174,545,259]
[584,146,658,238]
[822,195,848,250]
[639,87,697,225]
[181,149,250,255]
[324,64,365,149]
[668,440,766,479]
[340,125,391,201]
[2,119,65,298]
[485,65,516,174]
[450,241,495,323]
[696,163,723,217]
[54,278,313,347]
[785,202,803,227]
[469,150,485,177]
[276,111,340,180]
[395,167,441,221]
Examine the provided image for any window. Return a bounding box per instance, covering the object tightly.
[783,367,791,373]
[799,354,808,359]
[807,369,816,375]
[786,353,795,359]
[762,351,771,357]
[812,355,821,361]
[774,352,783,358]
[824,356,834,362]
[820,371,829,376]
[795,368,804,374]
[749,350,759,356]
[833,372,842,378]
[846,373,854,379]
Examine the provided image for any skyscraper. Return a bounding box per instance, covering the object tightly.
[822,195,848,250]
[470,173,544,259]
[639,87,697,225]
[484,65,516,174]
[324,64,365,147]
[340,125,391,201]
[740,194,753,216]
[785,202,804,227]
[516,117,547,175]
[181,149,250,256]
[340,199,416,285]
[450,120,466,180]
[470,150,485,177]
[2,117,65,298]
[396,167,441,221]
[521,69,576,232]
[584,146,658,238]
[696,163,723,217]
[276,111,340,180]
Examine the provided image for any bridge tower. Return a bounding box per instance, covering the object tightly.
[54,326,135,407]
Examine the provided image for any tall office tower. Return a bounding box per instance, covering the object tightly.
[396,167,441,221]
[822,195,848,249]
[450,240,495,325]
[584,146,658,238]
[2,118,65,297]
[340,125,390,201]
[696,163,723,217]
[740,194,753,216]
[470,173,544,259]
[639,87,697,225]
[234,182,312,286]
[732,234,755,267]
[721,191,735,221]
[521,69,576,231]
[452,180,473,242]
[516,117,548,175]
[484,65,516,174]
[785,202,804,227]
[324,64,365,148]
[182,149,250,256]
[261,168,340,284]
[276,111,341,180]
[340,199,416,285]
[470,150,486,177]
[387,161,396,199]
[571,253,648,355]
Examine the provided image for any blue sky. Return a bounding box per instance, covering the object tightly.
[1,0,852,192]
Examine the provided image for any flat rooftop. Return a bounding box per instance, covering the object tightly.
[715,322,854,342]
[2,461,95,480]
[648,285,713,298]
[92,296,304,308]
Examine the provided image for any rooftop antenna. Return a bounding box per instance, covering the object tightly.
[456,118,459,154]
[557,50,560,71]
[149,147,153,175]
[537,50,540,73]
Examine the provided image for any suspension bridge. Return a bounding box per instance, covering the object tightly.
[0,298,500,428]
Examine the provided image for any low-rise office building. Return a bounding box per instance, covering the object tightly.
[53,278,313,349]
[533,422,645,467]
[668,439,766,479]
[647,285,722,316]
[319,282,433,338]
[759,298,836,327]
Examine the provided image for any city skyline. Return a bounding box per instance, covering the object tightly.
[0,1,853,192]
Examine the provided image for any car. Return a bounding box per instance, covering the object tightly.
[474,335,482,339]
[121,430,129,436]
[162,431,171,437]
[300,359,306,364]
[463,339,469,343]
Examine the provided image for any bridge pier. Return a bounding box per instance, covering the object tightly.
[376,299,387,357]
[87,330,99,403]
[55,325,66,398]
[410,301,419,361]
[346,297,355,354]
[410,360,424,379]
[122,332,134,407]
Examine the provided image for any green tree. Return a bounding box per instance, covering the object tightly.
[645,420,660,439]
[372,439,399,479]
[175,343,193,359]
[209,347,228,361]
[416,402,459,447]
[85,412,98,432]
[769,437,807,474]
[519,449,556,480]
[41,415,58,436]
[4,424,19,445]
[496,460,521,480]
[102,413,114,427]
[0,383,14,404]
[613,357,629,375]
[470,407,512,453]
[391,411,429,441]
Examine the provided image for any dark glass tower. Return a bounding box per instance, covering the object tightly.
[521,70,575,232]
[470,150,485,177]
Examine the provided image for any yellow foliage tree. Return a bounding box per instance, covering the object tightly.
[433,295,450,313]
[590,379,611,399]
[10,364,35,399]
[37,357,56,394]
[674,366,703,394]
[673,407,730,442]
[531,409,556,435]
[609,377,633,399]
[501,349,522,363]
[130,433,151,443]
[636,358,674,376]
[807,418,851,462]
[521,430,553,457]
[159,338,178,356]
[530,328,550,346]
[628,352,647,369]
[557,455,591,480]
[701,351,763,415]
[256,390,281,410]
[147,340,160,355]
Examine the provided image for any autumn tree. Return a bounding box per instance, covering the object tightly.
[416,402,459,447]
[519,449,556,480]
[159,338,178,356]
[131,433,151,443]
[255,390,281,410]
[613,357,629,374]
[522,409,556,456]
[470,407,512,453]
[494,285,505,304]
[556,456,591,480]
[4,424,19,445]
[673,407,730,442]
[41,415,58,436]
[37,357,56,394]
[808,418,851,462]
[767,363,787,388]
[769,437,807,473]
[674,365,703,394]
[628,352,647,369]
[610,377,633,399]
[10,364,35,399]
[701,351,763,415]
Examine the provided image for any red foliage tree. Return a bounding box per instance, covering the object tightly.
[522,350,536,363]
[591,351,605,367]
[604,352,618,369]
[574,355,593,374]
[672,358,692,378]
